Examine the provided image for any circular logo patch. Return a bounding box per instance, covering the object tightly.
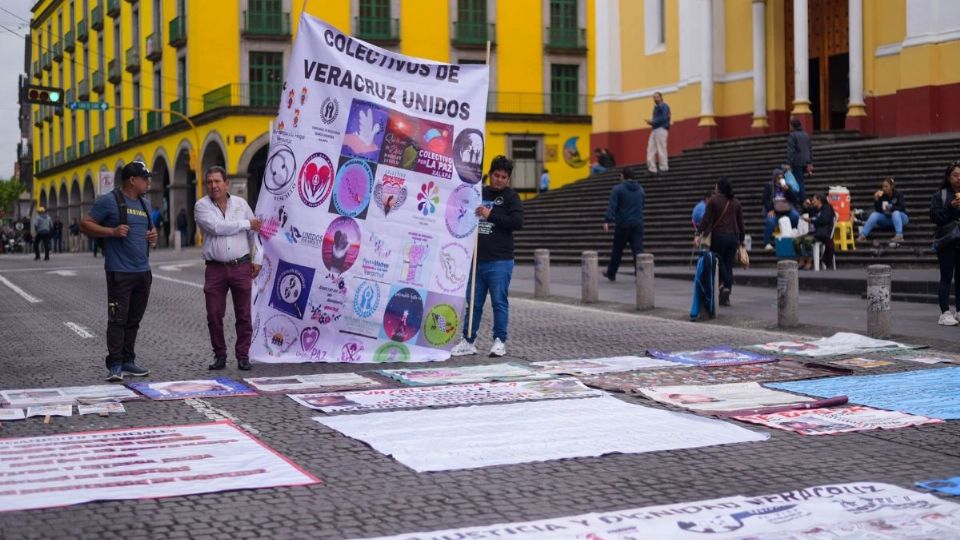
[320,97,339,125]
[297,152,335,207]
[382,287,423,343]
[453,128,484,184]
[264,145,296,197]
[445,184,480,238]
[322,216,361,274]
[332,159,374,217]
[263,315,298,356]
[374,342,410,363]
[353,280,381,318]
[423,303,459,346]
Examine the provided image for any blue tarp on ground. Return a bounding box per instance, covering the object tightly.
[917,476,960,496]
[768,367,960,420]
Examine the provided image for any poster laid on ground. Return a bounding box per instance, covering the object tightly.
[0,385,140,408]
[638,382,816,413]
[26,405,72,417]
[751,332,920,358]
[825,357,895,369]
[127,379,256,401]
[917,476,960,496]
[733,405,942,435]
[530,356,683,375]
[291,378,601,413]
[249,14,489,364]
[0,421,319,512]
[0,409,25,421]
[314,396,767,472]
[360,482,960,539]
[578,362,834,394]
[243,373,386,393]
[77,402,126,415]
[894,353,960,365]
[376,363,553,386]
[646,347,775,367]
[768,367,960,419]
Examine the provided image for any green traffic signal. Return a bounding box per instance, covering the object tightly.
[24,85,65,107]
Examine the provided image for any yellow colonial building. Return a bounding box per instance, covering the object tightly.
[593,0,960,163]
[27,0,594,241]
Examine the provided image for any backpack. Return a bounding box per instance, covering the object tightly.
[96,189,154,251]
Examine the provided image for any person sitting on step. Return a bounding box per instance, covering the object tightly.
[793,194,835,270]
[858,177,908,244]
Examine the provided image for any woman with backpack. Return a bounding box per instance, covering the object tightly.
[931,161,960,326]
[695,177,745,307]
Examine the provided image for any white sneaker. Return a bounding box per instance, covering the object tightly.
[764,244,775,251]
[938,312,958,326]
[952,310,960,325]
[489,338,506,357]
[450,338,478,356]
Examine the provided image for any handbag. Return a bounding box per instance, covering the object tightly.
[736,245,750,268]
[700,201,731,250]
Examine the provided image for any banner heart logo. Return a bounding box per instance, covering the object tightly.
[308,164,331,197]
[300,327,320,351]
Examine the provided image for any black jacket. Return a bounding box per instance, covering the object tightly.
[873,190,906,214]
[604,180,645,226]
[478,185,524,261]
[811,203,835,243]
[786,130,812,168]
[762,180,798,214]
[930,188,960,238]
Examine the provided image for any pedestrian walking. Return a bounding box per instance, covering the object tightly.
[52,214,63,253]
[194,166,262,371]
[646,92,671,174]
[539,169,550,192]
[695,177,745,307]
[68,217,80,252]
[931,161,960,326]
[177,208,189,246]
[80,161,159,381]
[786,118,813,202]
[602,168,646,281]
[451,155,524,358]
[32,207,52,261]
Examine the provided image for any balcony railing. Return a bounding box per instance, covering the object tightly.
[33,111,42,127]
[55,102,64,116]
[33,61,40,79]
[42,52,52,70]
[486,91,591,116]
[108,59,122,83]
[125,46,140,73]
[34,160,40,174]
[202,82,281,112]
[92,70,105,92]
[146,110,163,131]
[170,97,187,118]
[94,133,105,152]
[242,10,291,38]
[91,6,104,30]
[64,30,75,53]
[65,89,74,107]
[546,26,587,51]
[145,33,162,61]
[355,17,399,43]
[126,118,140,139]
[54,151,64,166]
[77,18,89,42]
[168,15,186,47]
[67,146,76,162]
[108,126,121,146]
[43,105,53,121]
[42,157,51,171]
[452,21,494,47]
[107,0,121,17]
[78,78,90,100]
[52,41,63,61]
[79,140,89,157]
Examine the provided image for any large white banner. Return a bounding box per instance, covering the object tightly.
[0,421,319,512]
[362,482,960,539]
[251,14,489,363]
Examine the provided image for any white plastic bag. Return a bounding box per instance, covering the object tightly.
[778,216,795,238]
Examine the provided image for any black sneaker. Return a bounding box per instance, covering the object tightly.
[121,363,150,377]
[105,365,124,382]
[719,287,731,307]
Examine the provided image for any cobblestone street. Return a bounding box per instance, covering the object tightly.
[1,250,960,539]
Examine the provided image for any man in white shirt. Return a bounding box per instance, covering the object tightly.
[194,166,262,371]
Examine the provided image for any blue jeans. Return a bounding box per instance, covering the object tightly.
[861,211,908,237]
[763,209,800,245]
[793,166,807,203]
[590,164,607,175]
[463,259,514,343]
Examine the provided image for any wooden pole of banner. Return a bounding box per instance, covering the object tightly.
[465,41,493,342]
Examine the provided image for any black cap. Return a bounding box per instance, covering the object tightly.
[121,161,157,180]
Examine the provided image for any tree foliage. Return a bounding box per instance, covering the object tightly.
[0,178,26,218]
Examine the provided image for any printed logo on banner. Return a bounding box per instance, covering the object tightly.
[263,145,297,199]
[330,157,375,219]
[263,314,299,357]
[381,286,425,343]
[398,231,435,287]
[322,216,362,274]
[340,278,385,339]
[380,110,454,179]
[269,259,315,319]
[295,325,331,362]
[283,223,325,251]
[417,181,440,216]
[421,302,459,347]
[341,99,388,162]
[253,256,274,305]
[320,97,339,125]
[453,128,484,184]
[353,280,381,318]
[375,341,411,363]
[259,206,287,243]
[297,152,335,208]
[434,242,470,293]
[445,184,480,238]
[340,339,365,362]
[358,230,396,281]
[372,169,408,217]
[300,326,321,352]
[308,272,347,326]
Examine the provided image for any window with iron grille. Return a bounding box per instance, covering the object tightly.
[550,64,579,115]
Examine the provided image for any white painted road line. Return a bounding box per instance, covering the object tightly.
[47,270,77,276]
[64,322,95,338]
[152,273,203,289]
[158,262,198,272]
[0,275,42,303]
[185,398,261,435]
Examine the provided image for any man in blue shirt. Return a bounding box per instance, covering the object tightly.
[539,169,550,192]
[81,161,159,381]
[603,168,646,281]
[646,92,671,174]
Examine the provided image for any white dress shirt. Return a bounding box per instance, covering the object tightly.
[194,194,263,264]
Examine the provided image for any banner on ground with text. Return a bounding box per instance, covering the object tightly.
[250,14,489,364]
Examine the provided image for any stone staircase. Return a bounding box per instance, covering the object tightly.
[514,132,960,268]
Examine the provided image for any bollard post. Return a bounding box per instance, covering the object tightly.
[174,231,182,252]
[534,249,551,299]
[581,251,599,303]
[635,253,655,310]
[777,260,799,328]
[866,264,892,338]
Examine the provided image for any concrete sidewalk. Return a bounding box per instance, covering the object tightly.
[509,263,960,352]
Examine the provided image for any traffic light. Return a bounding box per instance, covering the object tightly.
[24,85,64,107]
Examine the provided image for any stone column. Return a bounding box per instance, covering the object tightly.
[635,253,655,311]
[698,0,717,128]
[777,260,799,328]
[751,0,768,129]
[581,251,599,303]
[534,249,551,299]
[846,0,867,130]
[866,265,892,338]
[791,0,813,131]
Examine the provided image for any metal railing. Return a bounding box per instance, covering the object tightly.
[486,91,591,116]
[92,70,104,92]
[126,118,140,139]
[170,97,187,118]
[452,21,494,46]
[202,83,280,112]
[78,78,90,100]
[107,0,120,17]
[146,110,163,131]
[42,52,52,70]
[79,140,89,157]
[52,41,63,61]
[33,61,40,79]
[242,10,291,37]
[67,146,76,162]
[546,26,587,50]
[94,133,105,152]
[64,30,75,52]
[168,15,186,47]
[108,126,121,146]
[125,46,140,73]
[108,59,122,83]
[91,6,104,30]
[355,17,399,42]
[65,89,74,107]
[77,18,89,42]
[145,33,162,61]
